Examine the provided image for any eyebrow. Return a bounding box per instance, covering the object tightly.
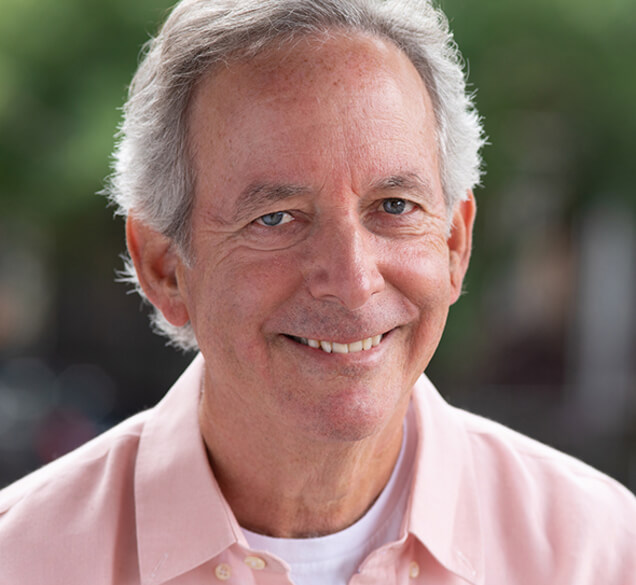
[369,173,435,199]
[231,172,435,223]
[233,182,310,223]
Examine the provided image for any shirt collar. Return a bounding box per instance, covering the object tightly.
[134,354,244,585]
[406,374,485,585]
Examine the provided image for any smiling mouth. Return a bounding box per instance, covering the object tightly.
[286,333,385,354]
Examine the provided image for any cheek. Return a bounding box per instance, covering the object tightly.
[382,241,453,359]
[187,254,302,341]
[383,238,452,302]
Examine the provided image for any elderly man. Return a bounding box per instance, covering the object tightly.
[1,0,634,583]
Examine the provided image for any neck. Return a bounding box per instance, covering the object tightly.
[198,381,408,538]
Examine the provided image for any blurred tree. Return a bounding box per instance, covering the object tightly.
[0,0,176,221]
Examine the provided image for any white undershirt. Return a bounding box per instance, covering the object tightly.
[243,404,417,585]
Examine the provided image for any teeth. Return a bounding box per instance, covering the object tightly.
[332,342,348,354]
[349,340,363,352]
[294,334,385,354]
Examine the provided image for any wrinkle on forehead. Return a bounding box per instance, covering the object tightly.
[190,31,433,127]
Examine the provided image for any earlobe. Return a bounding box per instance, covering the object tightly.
[447,190,476,304]
[126,215,191,326]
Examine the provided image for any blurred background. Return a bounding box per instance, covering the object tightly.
[0,0,634,490]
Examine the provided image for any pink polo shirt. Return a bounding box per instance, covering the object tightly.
[1,354,634,584]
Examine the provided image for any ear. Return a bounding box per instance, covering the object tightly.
[447,190,476,304]
[126,215,190,326]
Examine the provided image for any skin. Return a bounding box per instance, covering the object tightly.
[127,32,475,537]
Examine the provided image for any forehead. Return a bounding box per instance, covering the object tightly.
[187,31,440,208]
[189,30,434,132]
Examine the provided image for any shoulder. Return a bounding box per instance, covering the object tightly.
[458,408,636,580]
[0,410,150,584]
[0,410,148,512]
[459,406,634,504]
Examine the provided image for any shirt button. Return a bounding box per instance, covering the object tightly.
[244,555,267,570]
[409,561,420,579]
[215,563,232,580]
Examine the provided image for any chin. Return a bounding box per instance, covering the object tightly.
[301,388,405,444]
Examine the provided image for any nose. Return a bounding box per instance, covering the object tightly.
[303,214,385,310]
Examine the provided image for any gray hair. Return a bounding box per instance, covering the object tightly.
[105,0,485,351]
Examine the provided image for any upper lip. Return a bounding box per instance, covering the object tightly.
[271,300,412,344]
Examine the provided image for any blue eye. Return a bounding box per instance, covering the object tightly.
[382,198,410,214]
[256,211,293,227]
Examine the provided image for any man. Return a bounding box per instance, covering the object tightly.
[1,1,634,583]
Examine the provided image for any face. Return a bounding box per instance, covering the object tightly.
[170,33,473,442]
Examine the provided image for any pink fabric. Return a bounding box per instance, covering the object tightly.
[1,354,634,584]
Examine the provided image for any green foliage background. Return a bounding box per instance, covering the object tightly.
[0,0,172,219]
